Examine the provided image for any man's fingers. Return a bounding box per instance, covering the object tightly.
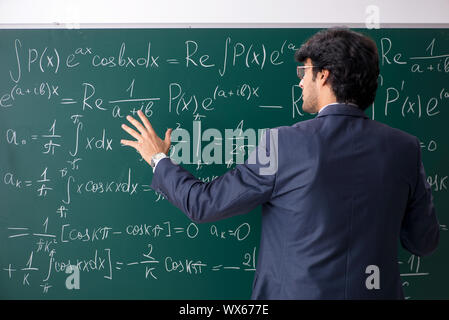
[120,139,138,149]
[137,110,156,135]
[165,128,173,143]
[121,124,141,141]
[126,115,147,135]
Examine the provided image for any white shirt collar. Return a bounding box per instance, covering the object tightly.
[318,102,358,114]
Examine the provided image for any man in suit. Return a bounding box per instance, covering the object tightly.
[120,28,439,299]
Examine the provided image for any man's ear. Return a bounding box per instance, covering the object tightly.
[319,69,331,86]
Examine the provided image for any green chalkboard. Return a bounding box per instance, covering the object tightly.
[0,28,448,299]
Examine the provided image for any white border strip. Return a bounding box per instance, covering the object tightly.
[0,23,449,29]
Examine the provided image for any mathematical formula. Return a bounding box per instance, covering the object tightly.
[1,30,447,299]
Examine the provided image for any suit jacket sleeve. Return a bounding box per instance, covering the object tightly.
[400,138,440,257]
[150,129,277,223]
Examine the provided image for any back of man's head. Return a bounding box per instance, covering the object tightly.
[295,28,380,110]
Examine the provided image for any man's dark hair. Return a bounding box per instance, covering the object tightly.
[295,28,379,110]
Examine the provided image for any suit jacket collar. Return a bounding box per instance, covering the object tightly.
[316,103,368,119]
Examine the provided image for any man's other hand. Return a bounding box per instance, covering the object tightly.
[120,110,172,166]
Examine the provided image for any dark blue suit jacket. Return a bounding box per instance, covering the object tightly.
[150,103,439,299]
